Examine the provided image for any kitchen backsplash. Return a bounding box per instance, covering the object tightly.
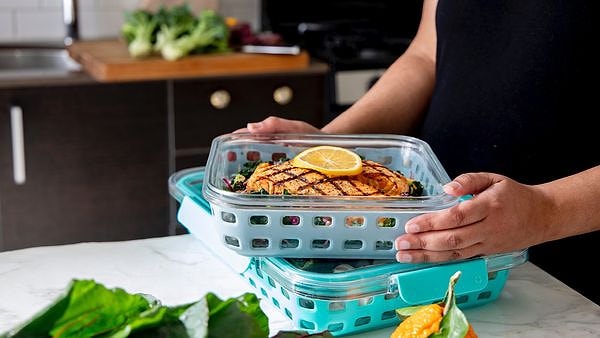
[0,0,259,44]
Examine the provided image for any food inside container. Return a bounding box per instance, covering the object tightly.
[170,133,462,258]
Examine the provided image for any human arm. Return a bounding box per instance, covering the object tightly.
[235,0,439,135]
[394,165,600,263]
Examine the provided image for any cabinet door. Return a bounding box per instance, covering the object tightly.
[172,71,327,169]
[0,82,169,251]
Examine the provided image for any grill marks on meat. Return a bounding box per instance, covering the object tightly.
[243,160,413,196]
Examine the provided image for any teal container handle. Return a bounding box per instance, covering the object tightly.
[393,258,488,305]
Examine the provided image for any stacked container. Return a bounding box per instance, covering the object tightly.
[169,133,528,336]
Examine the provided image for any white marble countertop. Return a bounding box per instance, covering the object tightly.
[1,234,599,337]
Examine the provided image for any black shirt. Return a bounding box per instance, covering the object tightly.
[420,0,600,303]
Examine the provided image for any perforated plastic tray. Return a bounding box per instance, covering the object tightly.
[170,133,461,258]
[242,250,527,336]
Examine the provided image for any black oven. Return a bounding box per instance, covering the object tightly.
[261,0,423,121]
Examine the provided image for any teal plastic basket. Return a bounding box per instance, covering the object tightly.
[243,251,527,336]
[169,166,528,336]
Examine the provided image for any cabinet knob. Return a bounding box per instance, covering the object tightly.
[273,86,293,105]
[210,90,231,109]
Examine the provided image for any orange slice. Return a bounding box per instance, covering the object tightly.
[291,145,362,176]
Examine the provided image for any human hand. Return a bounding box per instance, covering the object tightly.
[233,116,322,134]
[394,172,553,263]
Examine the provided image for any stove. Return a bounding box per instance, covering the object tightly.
[261,0,423,121]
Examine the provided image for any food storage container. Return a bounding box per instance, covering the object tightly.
[169,168,528,336]
[171,133,461,259]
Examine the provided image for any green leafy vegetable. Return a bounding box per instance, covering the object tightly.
[0,279,332,338]
[430,271,470,338]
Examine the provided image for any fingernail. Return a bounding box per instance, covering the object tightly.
[247,122,262,131]
[405,223,420,233]
[443,181,462,193]
[396,253,413,263]
[397,240,411,250]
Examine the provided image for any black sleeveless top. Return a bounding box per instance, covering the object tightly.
[420,0,600,303]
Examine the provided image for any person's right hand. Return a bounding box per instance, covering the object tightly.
[234,116,322,134]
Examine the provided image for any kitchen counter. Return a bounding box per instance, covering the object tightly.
[1,235,599,337]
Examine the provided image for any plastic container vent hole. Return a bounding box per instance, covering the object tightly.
[343,240,363,250]
[267,276,276,288]
[221,212,236,223]
[375,240,394,250]
[281,287,290,299]
[246,151,260,161]
[254,266,263,278]
[249,215,269,225]
[327,323,344,332]
[298,298,315,309]
[284,308,293,319]
[260,288,268,298]
[329,302,345,312]
[224,236,240,247]
[488,271,498,280]
[381,310,397,320]
[313,216,333,226]
[299,320,315,330]
[376,217,396,228]
[272,298,280,308]
[354,316,371,327]
[272,152,287,162]
[226,151,236,162]
[280,239,300,249]
[251,238,269,249]
[248,278,256,287]
[345,216,365,227]
[311,239,331,249]
[456,295,469,304]
[478,291,492,300]
[358,297,373,306]
[282,215,301,226]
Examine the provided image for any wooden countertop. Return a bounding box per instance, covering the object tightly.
[67,39,314,83]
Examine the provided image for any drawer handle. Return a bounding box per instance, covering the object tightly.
[210,90,231,109]
[10,105,26,184]
[273,86,293,105]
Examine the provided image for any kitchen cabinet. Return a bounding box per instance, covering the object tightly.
[0,63,328,249]
[0,82,170,251]
[171,70,327,171]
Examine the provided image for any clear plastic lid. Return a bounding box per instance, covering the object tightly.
[203,133,460,211]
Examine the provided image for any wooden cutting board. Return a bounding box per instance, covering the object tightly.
[67,39,311,82]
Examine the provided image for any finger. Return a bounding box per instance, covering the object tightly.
[232,127,249,133]
[405,197,487,233]
[395,242,484,263]
[444,172,506,196]
[396,222,485,252]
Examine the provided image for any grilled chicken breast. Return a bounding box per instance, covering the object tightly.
[242,160,417,196]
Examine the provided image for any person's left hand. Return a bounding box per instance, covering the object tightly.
[394,172,553,263]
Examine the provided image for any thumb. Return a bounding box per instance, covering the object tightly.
[443,172,505,196]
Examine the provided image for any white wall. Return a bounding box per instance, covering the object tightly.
[0,0,260,44]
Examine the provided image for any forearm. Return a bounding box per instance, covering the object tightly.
[322,52,435,135]
[538,165,600,241]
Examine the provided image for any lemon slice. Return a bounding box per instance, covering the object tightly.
[291,145,362,176]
